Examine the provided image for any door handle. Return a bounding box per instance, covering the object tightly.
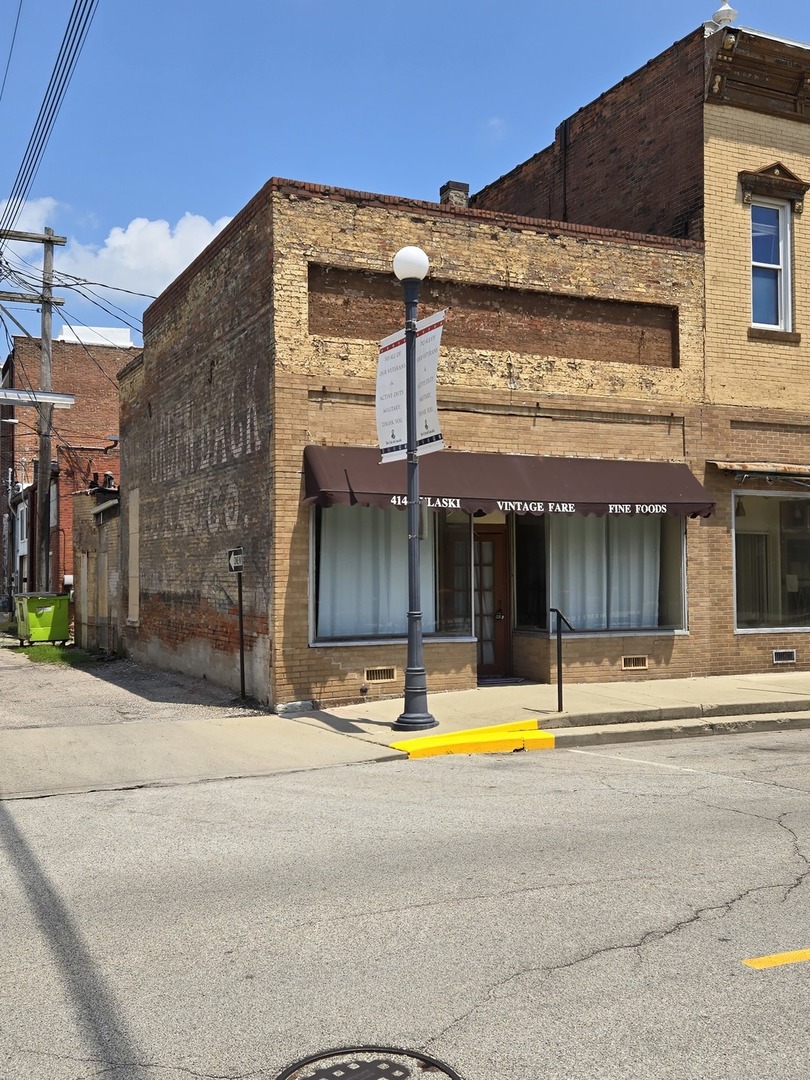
[495,608,505,621]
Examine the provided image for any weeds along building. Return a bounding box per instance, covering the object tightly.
[119,8,810,707]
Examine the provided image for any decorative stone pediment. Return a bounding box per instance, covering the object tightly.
[739,163,809,214]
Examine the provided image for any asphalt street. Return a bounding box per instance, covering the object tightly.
[1,730,809,1079]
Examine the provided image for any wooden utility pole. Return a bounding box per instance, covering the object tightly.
[0,227,66,591]
[37,229,55,591]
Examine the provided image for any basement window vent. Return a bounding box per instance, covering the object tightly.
[773,649,797,665]
[365,666,396,683]
[622,655,649,671]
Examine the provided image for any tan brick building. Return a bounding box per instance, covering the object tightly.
[472,12,810,682]
[119,11,810,707]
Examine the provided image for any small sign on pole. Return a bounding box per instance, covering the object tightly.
[228,547,244,573]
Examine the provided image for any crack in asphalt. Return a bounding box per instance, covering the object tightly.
[282,872,663,932]
[420,875,795,1055]
[420,786,810,1056]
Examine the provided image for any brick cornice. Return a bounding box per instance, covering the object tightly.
[268,177,704,253]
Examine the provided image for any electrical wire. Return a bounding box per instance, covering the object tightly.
[0,0,99,257]
[0,0,24,109]
[4,246,157,299]
[0,0,98,241]
[1,250,146,334]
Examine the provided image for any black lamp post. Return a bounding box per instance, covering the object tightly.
[392,245,438,732]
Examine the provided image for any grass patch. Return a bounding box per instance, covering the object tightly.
[13,643,95,666]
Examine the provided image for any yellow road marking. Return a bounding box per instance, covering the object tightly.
[742,949,810,970]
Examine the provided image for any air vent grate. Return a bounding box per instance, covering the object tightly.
[365,666,396,683]
[773,649,797,665]
[622,655,649,671]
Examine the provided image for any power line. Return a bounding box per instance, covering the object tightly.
[0,1,24,107]
[2,249,147,333]
[0,0,99,256]
[4,246,157,299]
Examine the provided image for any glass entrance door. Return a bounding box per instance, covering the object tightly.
[474,526,510,679]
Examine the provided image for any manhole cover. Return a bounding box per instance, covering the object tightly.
[275,1046,463,1079]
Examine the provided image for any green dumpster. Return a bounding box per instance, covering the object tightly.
[14,593,70,645]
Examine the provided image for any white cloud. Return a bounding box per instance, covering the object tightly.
[3,196,59,232]
[56,212,232,298]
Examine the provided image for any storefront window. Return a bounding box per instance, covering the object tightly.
[735,495,810,629]
[515,512,684,631]
[314,506,472,639]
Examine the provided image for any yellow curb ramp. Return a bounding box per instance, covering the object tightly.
[391,720,555,758]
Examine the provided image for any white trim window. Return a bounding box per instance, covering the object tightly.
[751,198,792,330]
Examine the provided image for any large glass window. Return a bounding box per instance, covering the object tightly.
[514,512,684,632]
[314,506,472,640]
[735,495,810,629]
[751,200,791,330]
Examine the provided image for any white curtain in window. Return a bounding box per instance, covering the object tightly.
[550,514,661,630]
[317,506,435,638]
[608,515,660,628]
[550,515,607,630]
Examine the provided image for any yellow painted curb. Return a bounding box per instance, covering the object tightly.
[391,720,555,759]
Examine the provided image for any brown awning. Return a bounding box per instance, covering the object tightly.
[303,446,714,518]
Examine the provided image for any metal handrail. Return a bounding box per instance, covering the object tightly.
[549,607,575,712]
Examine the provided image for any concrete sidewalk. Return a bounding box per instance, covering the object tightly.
[3,635,810,798]
[293,670,810,753]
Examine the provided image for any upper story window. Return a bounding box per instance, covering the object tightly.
[751,199,791,330]
[740,163,808,339]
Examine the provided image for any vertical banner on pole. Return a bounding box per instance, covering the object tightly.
[376,311,445,462]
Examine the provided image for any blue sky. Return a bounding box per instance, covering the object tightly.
[2,0,810,345]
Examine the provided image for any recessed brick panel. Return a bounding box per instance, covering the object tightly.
[308,266,679,367]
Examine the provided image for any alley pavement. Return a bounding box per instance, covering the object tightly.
[3,635,810,797]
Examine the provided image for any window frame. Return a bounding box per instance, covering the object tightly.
[750,197,792,332]
[733,490,810,633]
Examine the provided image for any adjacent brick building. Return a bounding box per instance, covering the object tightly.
[473,11,810,681]
[1,328,139,605]
[119,10,810,706]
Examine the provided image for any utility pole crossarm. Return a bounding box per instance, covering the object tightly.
[0,290,65,305]
[0,229,67,245]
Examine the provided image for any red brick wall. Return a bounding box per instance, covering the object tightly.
[8,337,136,590]
[471,28,709,240]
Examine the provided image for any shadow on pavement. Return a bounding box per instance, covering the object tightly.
[0,800,150,1076]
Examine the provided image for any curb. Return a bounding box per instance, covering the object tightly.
[549,698,810,729]
[389,713,810,759]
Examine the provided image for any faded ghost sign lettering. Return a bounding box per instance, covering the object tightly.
[150,375,265,484]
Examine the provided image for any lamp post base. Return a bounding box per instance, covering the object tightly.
[393,710,438,732]
[393,668,438,731]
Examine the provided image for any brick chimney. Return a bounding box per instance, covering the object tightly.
[439,181,469,208]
